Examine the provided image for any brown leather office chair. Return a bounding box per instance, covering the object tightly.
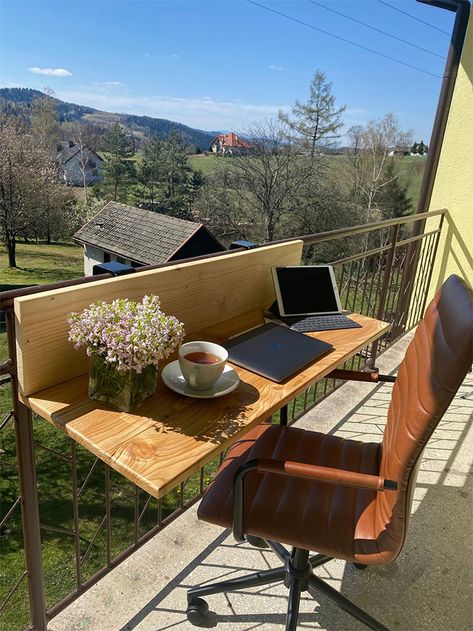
[186,275,473,631]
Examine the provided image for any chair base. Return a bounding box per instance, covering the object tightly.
[186,539,389,631]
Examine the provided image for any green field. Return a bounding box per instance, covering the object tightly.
[98,151,425,206]
[186,153,426,205]
[398,155,426,205]
[187,153,222,173]
[0,241,83,286]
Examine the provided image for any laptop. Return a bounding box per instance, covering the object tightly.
[225,323,333,383]
[270,265,362,333]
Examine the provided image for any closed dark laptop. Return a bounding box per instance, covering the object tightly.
[225,323,333,383]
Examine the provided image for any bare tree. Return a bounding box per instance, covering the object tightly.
[0,114,72,266]
[346,113,413,218]
[31,86,60,151]
[196,119,351,250]
[69,122,90,202]
[227,120,320,241]
[279,70,345,157]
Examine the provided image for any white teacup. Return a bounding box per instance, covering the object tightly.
[178,341,228,391]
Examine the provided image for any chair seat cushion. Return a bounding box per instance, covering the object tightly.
[198,423,385,563]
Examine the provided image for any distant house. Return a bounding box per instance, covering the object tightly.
[73,201,225,275]
[56,140,104,186]
[210,132,252,156]
[387,147,411,157]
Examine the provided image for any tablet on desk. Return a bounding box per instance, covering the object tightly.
[272,265,342,316]
[270,265,362,333]
[225,323,333,383]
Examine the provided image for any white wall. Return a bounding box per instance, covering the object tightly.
[83,244,104,276]
[83,244,136,276]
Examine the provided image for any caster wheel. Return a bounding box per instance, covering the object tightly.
[246,535,269,548]
[353,563,368,570]
[186,597,209,626]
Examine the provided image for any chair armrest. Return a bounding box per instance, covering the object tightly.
[328,369,396,383]
[232,458,397,542]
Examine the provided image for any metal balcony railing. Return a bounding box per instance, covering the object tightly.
[0,208,445,631]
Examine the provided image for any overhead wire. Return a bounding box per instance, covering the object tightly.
[306,0,445,59]
[376,0,451,36]
[245,0,443,79]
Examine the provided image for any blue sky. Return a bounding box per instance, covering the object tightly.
[0,0,455,141]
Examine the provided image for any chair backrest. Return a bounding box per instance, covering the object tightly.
[376,274,473,561]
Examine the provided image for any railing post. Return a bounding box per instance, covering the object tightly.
[14,401,48,630]
[5,309,47,630]
[368,224,399,368]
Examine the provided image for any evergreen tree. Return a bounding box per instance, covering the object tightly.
[102,124,136,202]
[411,142,418,155]
[417,140,426,156]
[135,131,195,219]
[158,131,193,218]
[135,137,162,208]
[279,70,345,157]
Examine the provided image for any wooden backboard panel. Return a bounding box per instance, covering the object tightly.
[15,241,303,396]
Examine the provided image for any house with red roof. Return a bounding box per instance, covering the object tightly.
[210,132,252,156]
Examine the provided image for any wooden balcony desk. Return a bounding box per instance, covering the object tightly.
[14,241,389,499]
[19,312,389,499]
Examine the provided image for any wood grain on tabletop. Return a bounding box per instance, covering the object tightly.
[22,313,390,499]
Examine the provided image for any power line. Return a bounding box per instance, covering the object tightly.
[307,0,445,59]
[245,0,442,79]
[376,0,451,36]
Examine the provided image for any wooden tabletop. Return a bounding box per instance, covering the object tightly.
[21,312,389,499]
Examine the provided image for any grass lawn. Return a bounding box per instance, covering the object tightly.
[0,241,83,286]
[187,153,222,173]
[399,155,426,205]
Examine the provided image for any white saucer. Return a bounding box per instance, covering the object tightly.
[161,360,240,399]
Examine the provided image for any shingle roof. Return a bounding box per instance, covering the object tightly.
[57,142,104,165]
[57,144,81,164]
[73,202,202,264]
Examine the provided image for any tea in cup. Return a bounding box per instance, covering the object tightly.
[178,341,228,390]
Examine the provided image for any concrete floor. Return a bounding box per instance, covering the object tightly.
[50,334,473,631]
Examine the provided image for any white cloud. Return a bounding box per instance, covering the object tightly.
[269,64,284,71]
[346,108,366,116]
[172,54,179,58]
[92,81,126,87]
[29,67,72,77]
[55,87,285,130]
[144,53,151,57]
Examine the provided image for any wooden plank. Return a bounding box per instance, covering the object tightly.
[22,313,390,499]
[15,241,303,396]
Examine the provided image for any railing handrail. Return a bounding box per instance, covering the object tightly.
[0,208,447,311]
[272,208,447,246]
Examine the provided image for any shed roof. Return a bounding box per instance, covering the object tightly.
[73,202,204,264]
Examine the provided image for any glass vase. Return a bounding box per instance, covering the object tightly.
[88,355,157,412]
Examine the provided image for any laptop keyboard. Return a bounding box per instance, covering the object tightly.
[283,314,362,333]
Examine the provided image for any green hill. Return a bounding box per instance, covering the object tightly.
[0,87,218,151]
